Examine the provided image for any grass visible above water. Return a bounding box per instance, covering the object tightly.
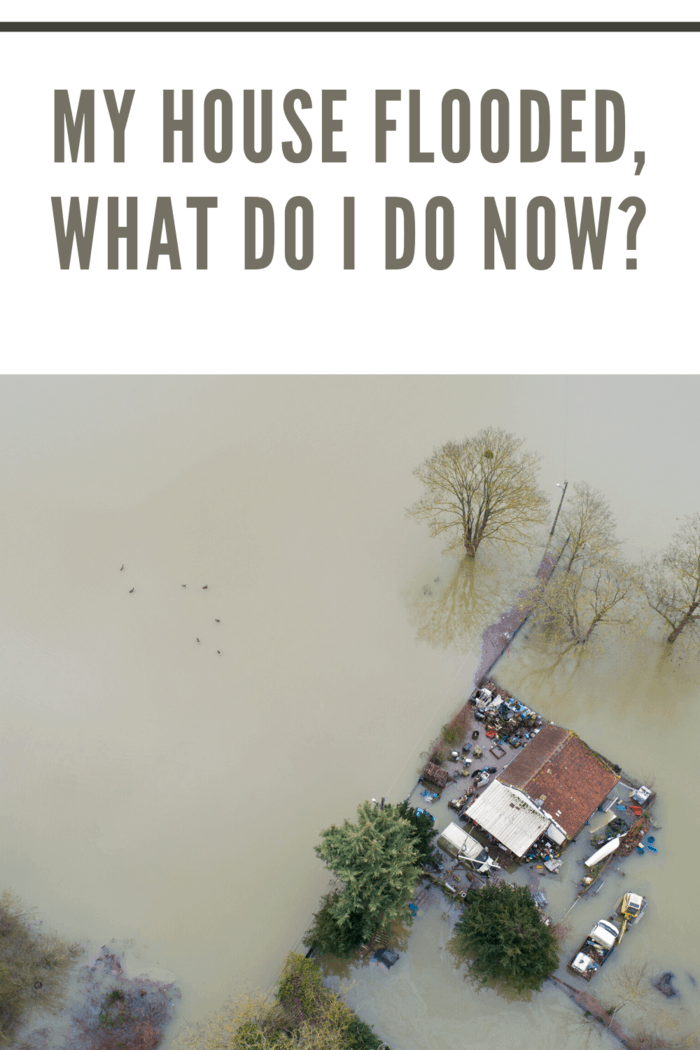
[0,889,83,1045]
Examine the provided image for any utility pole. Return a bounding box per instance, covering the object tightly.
[550,481,568,539]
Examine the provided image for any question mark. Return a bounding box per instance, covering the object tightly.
[618,197,646,270]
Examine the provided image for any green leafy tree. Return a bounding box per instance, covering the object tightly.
[454,883,559,993]
[314,802,421,945]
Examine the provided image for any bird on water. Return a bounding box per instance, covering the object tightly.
[129,588,134,593]
[202,585,208,590]
[120,565,124,571]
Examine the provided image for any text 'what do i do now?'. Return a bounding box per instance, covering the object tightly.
[50,89,647,272]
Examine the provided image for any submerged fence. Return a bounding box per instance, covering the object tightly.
[473,535,571,690]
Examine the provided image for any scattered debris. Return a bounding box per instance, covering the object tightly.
[618,816,651,858]
[653,971,678,998]
[373,948,399,970]
[422,763,449,789]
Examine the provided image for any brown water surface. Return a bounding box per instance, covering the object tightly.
[1,376,698,1048]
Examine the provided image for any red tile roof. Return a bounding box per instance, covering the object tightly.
[499,724,570,789]
[498,724,619,838]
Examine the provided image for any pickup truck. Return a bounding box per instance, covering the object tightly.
[568,919,620,980]
[568,893,648,981]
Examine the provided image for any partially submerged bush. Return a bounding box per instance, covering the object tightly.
[426,742,449,765]
[99,985,128,1029]
[277,954,384,1050]
[174,953,384,1050]
[0,889,82,1044]
[440,724,461,745]
[302,893,365,960]
[421,701,471,767]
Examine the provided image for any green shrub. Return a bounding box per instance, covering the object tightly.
[441,724,461,744]
[277,952,328,1022]
[276,953,383,1049]
[174,954,383,1050]
[99,986,129,1028]
[343,1014,384,1049]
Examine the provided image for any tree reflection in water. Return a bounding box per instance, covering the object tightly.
[409,551,531,656]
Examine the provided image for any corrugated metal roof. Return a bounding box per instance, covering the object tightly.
[466,780,549,857]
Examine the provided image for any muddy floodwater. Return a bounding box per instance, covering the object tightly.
[1,375,699,1048]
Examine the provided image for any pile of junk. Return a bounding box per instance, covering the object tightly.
[444,742,491,781]
[523,835,563,872]
[470,685,544,748]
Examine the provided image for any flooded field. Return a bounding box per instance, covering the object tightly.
[1,375,699,1048]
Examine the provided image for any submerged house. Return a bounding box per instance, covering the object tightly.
[466,724,620,858]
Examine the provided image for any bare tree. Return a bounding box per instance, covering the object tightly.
[524,554,643,655]
[408,428,549,558]
[550,917,574,946]
[561,482,620,572]
[559,964,700,1050]
[605,962,700,1050]
[630,1029,700,1050]
[606,960,653,1027]
[643,513,700,650]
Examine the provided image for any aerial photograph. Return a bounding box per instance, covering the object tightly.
[1,373,698,1050]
